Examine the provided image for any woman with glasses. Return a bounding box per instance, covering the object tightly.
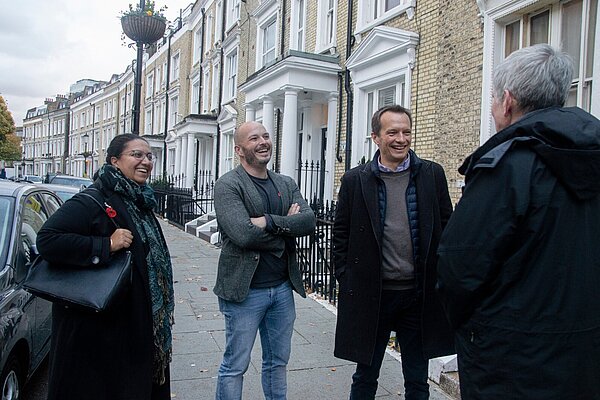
[37,134,174,400]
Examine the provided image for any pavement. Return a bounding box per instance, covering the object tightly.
[164,220,454,400]
[22,219,455,400]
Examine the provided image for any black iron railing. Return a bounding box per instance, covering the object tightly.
[297,198,337,305]
[150,172,214,228]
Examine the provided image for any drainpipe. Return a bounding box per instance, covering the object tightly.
[122,83,128,133]
[162,31,172,177]
[343,0,354,171]
[335,71,343,162]
[63,109,70,172]
[215,0,227,179]
[280,0,286,56]
[275,109,282,172]
[198,8,206,114]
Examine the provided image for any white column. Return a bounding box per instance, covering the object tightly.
[245,104,256,122]
[180,134,188,185]
[300,100,313,162]
[280,87,300,179]
[174,136,182,177]
[165,144,171,175]
[325,93,338,201]
[186,133,195,188]
[261,96,274,134]
[261,96,275,171]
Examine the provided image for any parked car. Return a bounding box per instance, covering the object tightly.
[0,181,62,399]
[47,174,93,188]
[9,175,43,184]
[42,184,82,202]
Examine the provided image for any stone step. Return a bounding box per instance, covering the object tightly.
[197,230,213,242]
[439,371,460,400]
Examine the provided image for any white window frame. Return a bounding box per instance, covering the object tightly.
[169,96,179,129]
[215,1,223,45]
[226,0,241,29]
[192,78,200,113]
[205,11,214,53]
[346,27,417,167]
[155,102,162,133]
[316,0,337,53]
[225,49,238,101]
[145,109,152,134]
[202,69,211,113]
[211,62,221,111]
[363,82,405,159]
[479,0,599,142]
[146,73,154,98]
[290,0,307,51]
[222,131,235,174]
[357,0,416,34]
[171,53,180,82]
[193,28,202,64]
[254,1,279,69]
[260,18,277,67]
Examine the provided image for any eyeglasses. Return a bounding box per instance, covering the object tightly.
[122,150,155,162]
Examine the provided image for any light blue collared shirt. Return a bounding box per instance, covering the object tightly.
[377,154,411,173]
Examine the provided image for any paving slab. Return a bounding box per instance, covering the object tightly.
[160,219,454,400]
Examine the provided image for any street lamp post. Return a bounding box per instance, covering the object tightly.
[82,132,89,178]
[47,113,51,176]
[90,103,95,174]
[121,0,166,135]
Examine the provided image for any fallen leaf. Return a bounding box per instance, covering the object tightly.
[201,287,208,291]
[331,368,337,371]
[190,363,196,367]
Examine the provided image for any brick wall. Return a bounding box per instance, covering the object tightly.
[332,0,483,203]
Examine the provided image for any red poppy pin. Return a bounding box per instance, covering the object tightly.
[104,203,117,218]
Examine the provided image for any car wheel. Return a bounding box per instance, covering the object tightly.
[0,355,22,400]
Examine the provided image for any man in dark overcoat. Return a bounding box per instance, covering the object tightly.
[437,44,600,399]
[333,104,454,399]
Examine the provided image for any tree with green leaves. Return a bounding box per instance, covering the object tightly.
[0,132,21,161]
[0,95,16,143]
[0,95,20,162]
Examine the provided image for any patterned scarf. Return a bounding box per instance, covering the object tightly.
[97,164,174,384]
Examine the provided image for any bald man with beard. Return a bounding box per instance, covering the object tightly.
[213,122,316,400]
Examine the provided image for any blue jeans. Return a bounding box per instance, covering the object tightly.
[350,289,429,400]
[216,281,296,400]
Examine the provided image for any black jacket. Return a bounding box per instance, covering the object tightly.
[36,182,170,400]
[437,107,600,399]
[333,150,454,365]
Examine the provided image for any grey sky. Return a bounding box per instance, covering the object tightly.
[0,0,191,126]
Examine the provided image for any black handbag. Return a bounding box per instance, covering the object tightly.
[24,190,133,312]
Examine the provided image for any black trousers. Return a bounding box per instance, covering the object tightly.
[350,289,429,400]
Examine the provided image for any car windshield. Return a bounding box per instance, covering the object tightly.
[51,177,92,188]
[25,176,43,183]
[0,196,14,268]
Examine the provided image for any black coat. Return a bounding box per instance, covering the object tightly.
[36,182,170,400]
[333,150,454,365]
[437,107,600,399]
